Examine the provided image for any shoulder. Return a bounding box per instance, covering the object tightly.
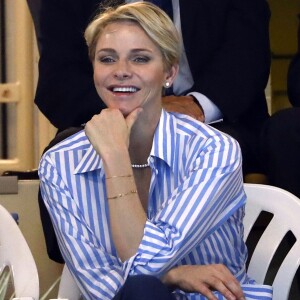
[171,112,233,141]
[167,112,240,157]
[39,129,92,180]
[163,112,242,177]
[43,128,90,158]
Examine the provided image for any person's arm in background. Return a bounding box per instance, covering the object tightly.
[34,0,107,130]
[179,0,271,124]
[162,95,205,122]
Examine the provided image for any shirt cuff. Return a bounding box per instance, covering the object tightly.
[188,92,223,124]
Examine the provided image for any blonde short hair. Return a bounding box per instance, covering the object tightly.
[84,1,181,71]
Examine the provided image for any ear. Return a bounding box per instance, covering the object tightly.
[164,64,179,86]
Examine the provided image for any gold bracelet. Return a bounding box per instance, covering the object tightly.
[106,174,133,180]
[107,189,138,200]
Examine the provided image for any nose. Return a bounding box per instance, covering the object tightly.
[113,60,132,80]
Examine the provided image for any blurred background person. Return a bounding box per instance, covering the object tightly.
[260,17,300,198]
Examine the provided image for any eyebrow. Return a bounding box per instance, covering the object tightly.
[96,48,153,54]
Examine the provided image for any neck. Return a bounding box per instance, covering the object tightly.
[129,106,161,166]
[129,138,152,167]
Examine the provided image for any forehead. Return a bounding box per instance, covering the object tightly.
[96,21,156,48]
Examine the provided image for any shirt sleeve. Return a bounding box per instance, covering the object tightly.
[127,132,246,276]
[188,91,223,124]
[39,155,126,300]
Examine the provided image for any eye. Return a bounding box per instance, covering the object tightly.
[132,56,151,63]
[97,56,116,64]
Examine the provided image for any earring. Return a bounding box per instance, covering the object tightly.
[164,82,170,88]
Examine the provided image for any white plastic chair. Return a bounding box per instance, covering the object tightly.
[0,204,39,299]
[56,183,300,300]
[244,183,300,300]
[0,179,63,297]
[56,264,81,300]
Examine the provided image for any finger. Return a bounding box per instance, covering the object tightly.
[84,118,98,140]
[207,278,237,300]
[225,281,245,300]
[125,108,143,131]
[213,266,244,299]
[212,278,245,300]
[196,284,218,300]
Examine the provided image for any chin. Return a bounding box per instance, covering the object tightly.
[118,104,140,116]
[119,108,132,117]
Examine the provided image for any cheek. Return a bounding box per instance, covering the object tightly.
[93,68,103,86]
[150,74,165,91]
[93,70,108,100]
[93,70,109,98]
[93,62,110,81]
[151,66,167,85]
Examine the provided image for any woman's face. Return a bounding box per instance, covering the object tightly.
[93,21,175,116]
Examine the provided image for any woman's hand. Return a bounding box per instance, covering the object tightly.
[85,107,142,156]
[162,264,245,300]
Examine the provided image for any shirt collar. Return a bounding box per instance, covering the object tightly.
[74,143,103,174]
[74,110,177,174]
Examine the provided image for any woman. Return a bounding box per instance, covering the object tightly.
[39,2,272,299]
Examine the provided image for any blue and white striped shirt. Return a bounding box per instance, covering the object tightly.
[39,110,272,299]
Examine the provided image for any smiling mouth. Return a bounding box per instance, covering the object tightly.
[111,86,140,93]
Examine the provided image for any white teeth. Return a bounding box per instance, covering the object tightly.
[112,87,138,93]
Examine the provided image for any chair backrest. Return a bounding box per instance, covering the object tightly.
[244,183,300,300]
[0,179,63,298]
[57,264,81,300]
[0,204,39,299]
